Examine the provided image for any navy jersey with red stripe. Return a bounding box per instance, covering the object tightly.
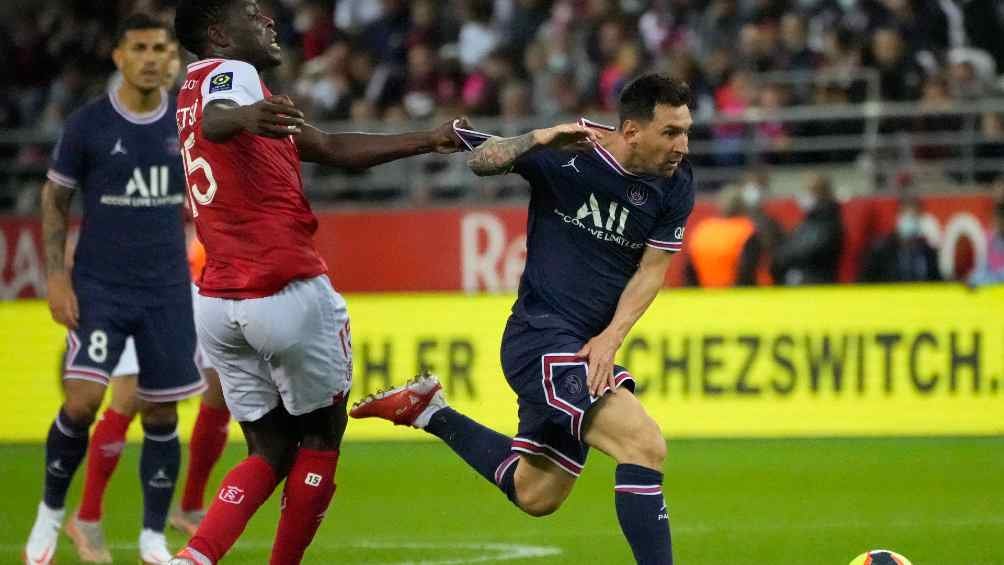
[511,144,694,339]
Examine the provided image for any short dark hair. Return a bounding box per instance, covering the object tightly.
[175,0,234,56]
[116,13,170,45]
[618,74,691,126]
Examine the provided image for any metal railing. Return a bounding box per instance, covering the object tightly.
[2,94,1003,213]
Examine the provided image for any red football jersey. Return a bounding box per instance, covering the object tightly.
[176,58,327,298]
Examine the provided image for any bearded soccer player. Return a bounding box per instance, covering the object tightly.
[168,1,465,564]
[353,74,695,565]
[25,14,205,565]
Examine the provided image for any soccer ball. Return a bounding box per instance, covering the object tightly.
[848,549,914,565]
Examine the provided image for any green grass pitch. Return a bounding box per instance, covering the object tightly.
[2,438,1001,564]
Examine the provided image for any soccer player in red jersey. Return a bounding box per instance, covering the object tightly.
[169,2,466,564]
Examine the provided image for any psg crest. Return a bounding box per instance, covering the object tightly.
[628,185,648,207]
[165,136,180,155]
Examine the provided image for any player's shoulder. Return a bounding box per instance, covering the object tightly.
[203,58,260,82]
[56,94,115,139]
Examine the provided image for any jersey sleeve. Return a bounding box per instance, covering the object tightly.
[46,111,87,190]
[646,166,696,253]
[512,147,552,180]
[201,60,266,109]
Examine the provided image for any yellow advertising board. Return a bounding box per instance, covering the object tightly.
[1,285,1001,442]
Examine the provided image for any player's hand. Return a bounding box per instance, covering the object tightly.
[46,271,79,329]
[430,117,470,154]
[532,123,603,152]
[577,330,622,398]
[240,95,305,138]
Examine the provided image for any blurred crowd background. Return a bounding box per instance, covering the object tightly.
[0,0,1002,288]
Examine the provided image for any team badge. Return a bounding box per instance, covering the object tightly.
[628,185,648,206]
[219,485,246,504]
[208,72,234,93]
[164,136,180,155]
[565,375,582,396]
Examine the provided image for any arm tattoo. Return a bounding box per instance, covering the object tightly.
[41,182,73,275]
[467,132,537,176]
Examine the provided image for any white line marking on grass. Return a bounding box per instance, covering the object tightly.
[0,539,563,564]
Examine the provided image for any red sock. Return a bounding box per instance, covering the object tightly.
[269,448,340,565]
[77,409,131,521]
[181,403,231,512]
[187,455,278,564]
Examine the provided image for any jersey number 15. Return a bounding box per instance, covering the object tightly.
[182,132,218,216]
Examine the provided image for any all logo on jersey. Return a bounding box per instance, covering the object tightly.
[554,193,643,249]
[208,72,234,93]
[99,166,183,207]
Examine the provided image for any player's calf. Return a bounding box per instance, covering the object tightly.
[270,402,347,564]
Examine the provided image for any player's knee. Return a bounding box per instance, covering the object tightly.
[139,401,179,428]
[517,489,564,517]
[257,436,298,477]
[62,386,104,426]
[621,417,667,469]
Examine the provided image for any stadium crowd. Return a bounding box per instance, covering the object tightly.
[1,0,1002,287]
[3,0,1004,131]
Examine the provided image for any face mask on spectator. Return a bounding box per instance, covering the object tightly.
[797,193,817,212]
[741,182,763,209]
[896,212,921,239]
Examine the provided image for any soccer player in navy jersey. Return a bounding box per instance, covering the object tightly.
[353,74,695,565]
[25,14,203,565]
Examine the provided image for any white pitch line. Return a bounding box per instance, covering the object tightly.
[4,540,563,564]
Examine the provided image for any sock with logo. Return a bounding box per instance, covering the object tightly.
[43,407,91,510]
[270,448,340,564]
[181,403,231,512]
[78,409,132,521]
[425,407,519,503]
[186,455,279,564]
[614,464,673,565]
[140,421,180,532]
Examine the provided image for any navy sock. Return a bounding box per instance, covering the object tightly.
[43,407,91,510]
[140,421,180,532]
[425,407,518,502]
[614,464,673,565]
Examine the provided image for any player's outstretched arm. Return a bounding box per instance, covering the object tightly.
[295,119,465,169]
[577,247,673,396]
[41,180,79,328]
[467,123,602,177]
[202,96,306,142]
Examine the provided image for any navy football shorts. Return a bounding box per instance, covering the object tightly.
[62,293,204,402]
[500,316,635,477]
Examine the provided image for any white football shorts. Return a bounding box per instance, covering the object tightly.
[193,275,352,422]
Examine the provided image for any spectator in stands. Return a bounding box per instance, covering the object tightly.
[299,0,337,61]
[295,39,354,121]
[685,186,762,288]
[968,184,1004,287]
[458,0,500,72]
[868,28,924,101]
[859,196,942,283]
[740,169,784,284]
[360,0,410,66]
[774,173,844,285]
[779,13,820,73]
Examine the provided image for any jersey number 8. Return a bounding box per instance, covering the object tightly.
[182,132,218,215]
